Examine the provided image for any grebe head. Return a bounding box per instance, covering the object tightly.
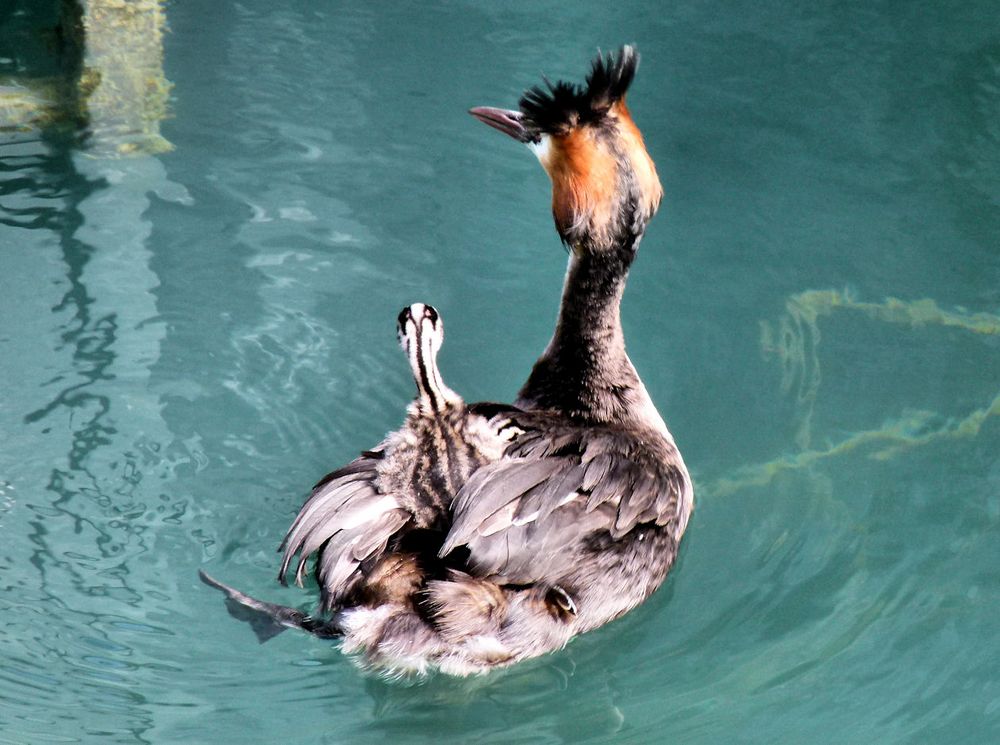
[397,303,460,411]
[470,45,662,259]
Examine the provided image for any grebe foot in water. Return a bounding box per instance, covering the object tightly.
[198,569,341,641]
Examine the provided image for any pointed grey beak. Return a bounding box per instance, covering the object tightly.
[469,106,535,143]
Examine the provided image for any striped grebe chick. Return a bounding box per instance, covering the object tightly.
[203,304,577,676]
[276,303,500,609]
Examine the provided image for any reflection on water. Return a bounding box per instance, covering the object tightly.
[730,289,1000,495]
[0,0,172,154]
[0,127,197,740]
[1,1,999,743]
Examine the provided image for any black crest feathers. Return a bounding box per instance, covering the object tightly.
[519,46,639,134]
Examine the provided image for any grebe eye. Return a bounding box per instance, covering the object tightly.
[423,306,438,322]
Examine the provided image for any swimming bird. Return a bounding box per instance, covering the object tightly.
[203,304,578,675]
[203,46,693,676]
[448,44,693,637]
[277,303,503,614]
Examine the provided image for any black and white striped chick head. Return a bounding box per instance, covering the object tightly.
[470,45,663,258]
[397,303,462,413]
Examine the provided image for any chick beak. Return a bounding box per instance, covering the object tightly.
[469,106,535,143]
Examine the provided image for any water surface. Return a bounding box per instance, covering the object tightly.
[1,2,998,743]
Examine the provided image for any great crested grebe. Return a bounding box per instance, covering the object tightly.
[444,44,693,633]
[202,46,692,677]
[470,45,666,426]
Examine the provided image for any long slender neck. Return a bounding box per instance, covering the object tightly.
[405,329,461,415]
[516,249,666,433]
[549,250,630,370]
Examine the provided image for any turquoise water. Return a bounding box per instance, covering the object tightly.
[2,1,998,743]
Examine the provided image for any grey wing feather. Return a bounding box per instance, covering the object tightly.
[440,458,563,554]
[278,446,412,610]
[313,507,409,613]
[440,414,691,584]
[513,463,586,524]
[278,455,377,582]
